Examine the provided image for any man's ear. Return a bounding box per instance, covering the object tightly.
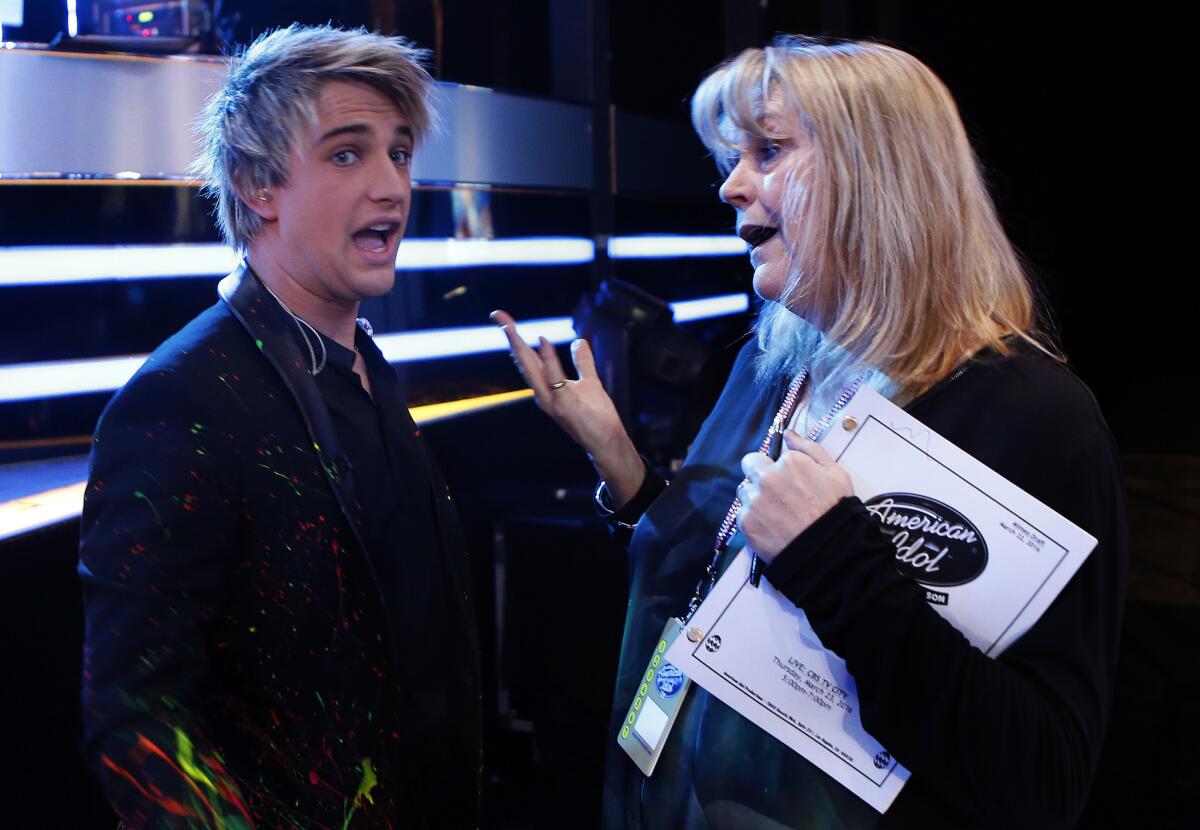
[235,178,279,222]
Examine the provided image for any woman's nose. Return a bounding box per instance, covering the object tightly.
[719,160,753,208]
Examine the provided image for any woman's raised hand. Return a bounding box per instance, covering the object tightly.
[490,309,645,506]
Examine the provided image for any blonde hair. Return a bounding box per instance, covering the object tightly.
[194,24,434,252]
[692,36,1053,402]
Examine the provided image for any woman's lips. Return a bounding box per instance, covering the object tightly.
[739,224,779,249]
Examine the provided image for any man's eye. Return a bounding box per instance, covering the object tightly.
[391,148,412,166]
[332,149,359,166]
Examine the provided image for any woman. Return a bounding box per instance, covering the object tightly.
[492,37,1125,829]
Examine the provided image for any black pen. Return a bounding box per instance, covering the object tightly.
[749,414,786,587]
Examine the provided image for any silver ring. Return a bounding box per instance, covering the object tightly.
[548,379,568,390]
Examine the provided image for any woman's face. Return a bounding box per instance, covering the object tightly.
[718,109,812,306]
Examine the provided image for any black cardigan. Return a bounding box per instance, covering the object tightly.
[602,340,1127,829]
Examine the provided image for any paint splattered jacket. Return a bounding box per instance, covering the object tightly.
[78,265,482,829]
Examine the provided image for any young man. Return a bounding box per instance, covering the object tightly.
[79,26,480,829]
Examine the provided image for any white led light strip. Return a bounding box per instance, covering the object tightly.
[670,293,749,322]
[0,238,592,285]
[0,355,148,403]
[0,244,240,284]
[375,316,578,363]
[0,235,744,286]
[398,237,594,268]
[607,234,747,259]
[0,294,749,403]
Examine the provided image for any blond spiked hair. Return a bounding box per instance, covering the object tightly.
[194,25,434,252]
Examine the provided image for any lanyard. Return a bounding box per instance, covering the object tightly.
[682,366,868,622]
[619,365,868,777]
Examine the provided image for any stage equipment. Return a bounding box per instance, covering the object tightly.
[573,279,712,460]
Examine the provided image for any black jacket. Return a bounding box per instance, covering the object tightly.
[79,265,481,829]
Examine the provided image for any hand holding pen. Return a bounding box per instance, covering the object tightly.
[737,425,854,586]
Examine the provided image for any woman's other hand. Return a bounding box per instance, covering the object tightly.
[736,430,853,561]
[490,309,645,505]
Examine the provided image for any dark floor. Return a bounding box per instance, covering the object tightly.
[3,521,1195,828]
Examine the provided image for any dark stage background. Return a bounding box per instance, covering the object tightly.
[0,1,1191,828]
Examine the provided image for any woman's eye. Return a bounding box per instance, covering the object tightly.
[332,149,359,166]
[759,140,783,164]
[391,148,412,166]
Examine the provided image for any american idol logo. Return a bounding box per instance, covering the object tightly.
[655,663,686,697]
[863,493,988,586]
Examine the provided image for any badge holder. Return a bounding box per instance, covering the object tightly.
[616,616,693,776]
[615,369,865,778]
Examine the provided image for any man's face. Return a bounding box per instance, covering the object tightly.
[262,80,413,304]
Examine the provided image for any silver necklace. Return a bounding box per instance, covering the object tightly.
[685,366,869,620]
[259,281,327,376]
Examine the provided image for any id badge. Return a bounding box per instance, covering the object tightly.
[616,616,692,776]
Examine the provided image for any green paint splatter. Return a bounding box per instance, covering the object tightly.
[217,373,250,412]
[172,727,254,830]
[133,489,170,540]
[175,726,217,793]
[340,758,378,830]
[270,469,303,496]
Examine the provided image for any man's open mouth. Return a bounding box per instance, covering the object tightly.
[352,222,400,254]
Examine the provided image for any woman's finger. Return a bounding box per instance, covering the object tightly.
[537,336,570,386]
[783,430,836,465]
[488,309,514,327]
[741,452,770,482]
[491,311,537,364]
[506,330,548,391]
[490,309,550,396]
[569,338,598,381]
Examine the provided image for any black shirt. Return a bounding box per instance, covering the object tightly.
[309,324,460,819]
[313,326,453,700]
